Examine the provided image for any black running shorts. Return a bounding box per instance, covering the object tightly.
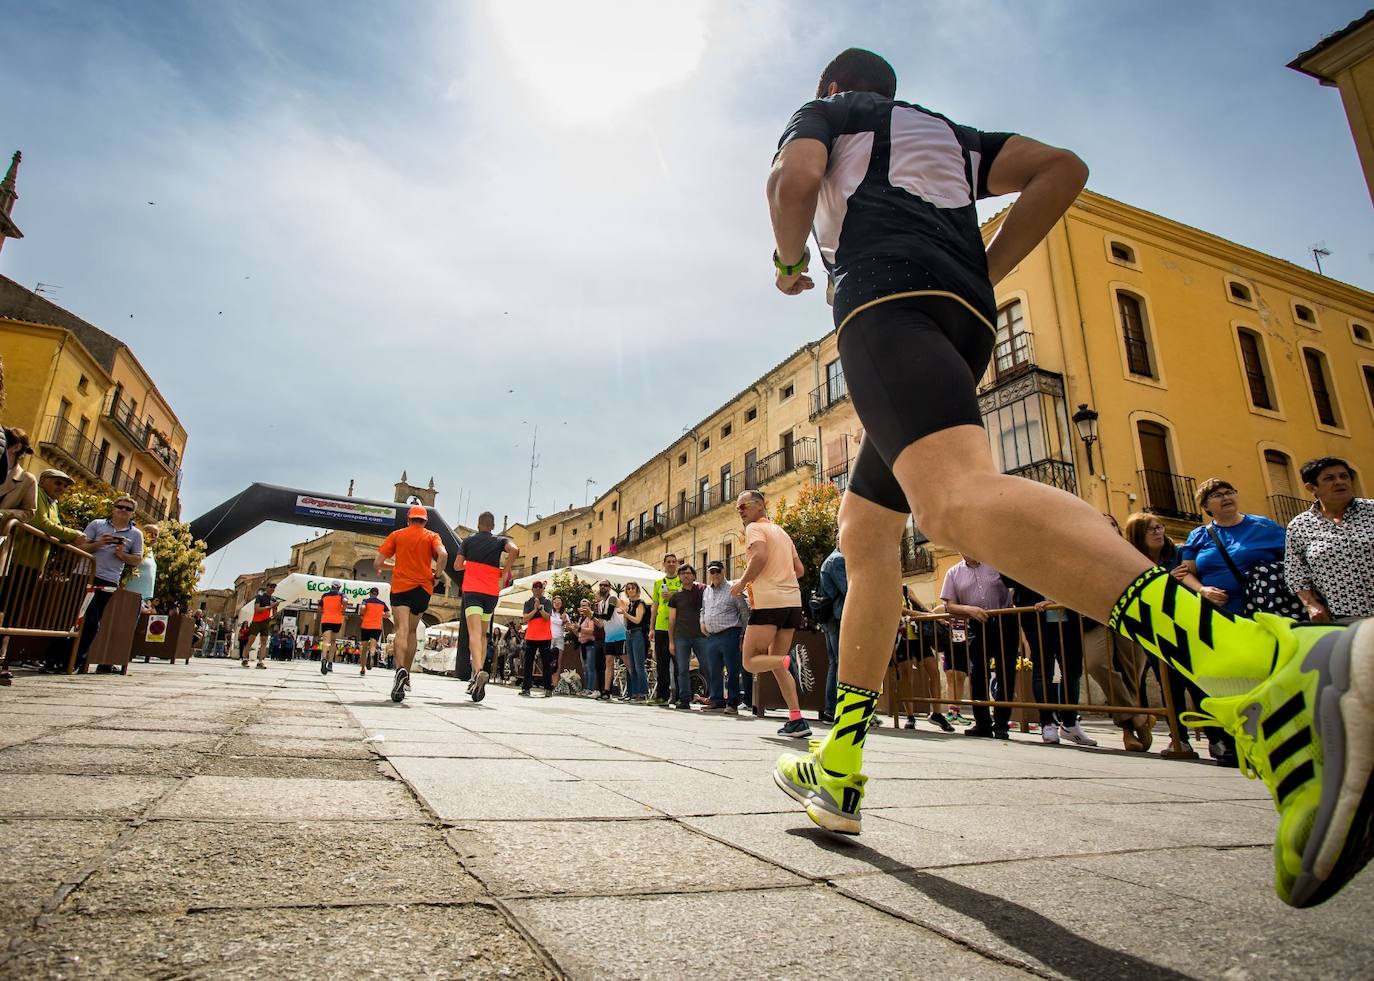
[838,295,994,514]
[462,592,498,622]
[392,586,432,615]
[748,606,805,630]
[361,628,382,642]
[320,621,343,635]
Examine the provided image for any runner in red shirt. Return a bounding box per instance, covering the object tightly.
[358,587,389,677]
[376,505,447,703]
[454,510,519,703]
[318,582,348,675]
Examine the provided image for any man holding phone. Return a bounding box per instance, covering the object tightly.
[48,495,144,673]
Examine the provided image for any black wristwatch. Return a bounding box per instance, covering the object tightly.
[773,247,810,277]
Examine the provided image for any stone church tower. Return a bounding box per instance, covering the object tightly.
[393,471,437,508]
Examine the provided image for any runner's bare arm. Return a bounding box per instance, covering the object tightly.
[433,544,448,579]
[767,139,827,294]
[983,135,1088,285]
[731,540,769,596]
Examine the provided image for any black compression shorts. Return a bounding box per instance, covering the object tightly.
[838,295,994,513]
[361,628,382,642]
[392,587,432,615]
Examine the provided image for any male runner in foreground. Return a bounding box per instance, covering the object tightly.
[359,586,389,676]
[767,47,1372,909]
[455,511,519,703]
[318,581,347,675]
[376,505,447,703]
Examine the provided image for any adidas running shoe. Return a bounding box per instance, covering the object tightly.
[1189,615,1374,908]
[773,748,865,835]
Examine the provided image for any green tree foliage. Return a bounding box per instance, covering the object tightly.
[550,569,593,616]
[56,476,116,532]
[149,519,208,613]
[771,481,840,618]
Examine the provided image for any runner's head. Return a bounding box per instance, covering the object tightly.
[735,489,766,525]
[369,587,379,597]
[330,580,342,592]
[478,511,495,531]
[816,48,896,99]
[408,504,428,523]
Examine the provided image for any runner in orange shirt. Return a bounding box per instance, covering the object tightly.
[358,587,389,677]
[318,581,348,675]
[375,505,448,703]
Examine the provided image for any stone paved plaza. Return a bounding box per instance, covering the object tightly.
[0,656,1371,979]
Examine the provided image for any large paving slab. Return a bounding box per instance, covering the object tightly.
[392,756,657,820]
[0,820,124,923]
[0,774,176,818]
[509,886,1030,980]
[151,775,425,821]
[448,818,805,896]
[67,821,482,913]
[10,904,553,979]
[0,744,205,777]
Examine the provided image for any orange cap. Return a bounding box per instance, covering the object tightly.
[408,505,428,521]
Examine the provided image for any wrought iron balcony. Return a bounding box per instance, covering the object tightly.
[824,460,850,495]
[1007,458,1077,494]
[1269,494,1311,527]
[1138,469,1201,522]
[103,392,182,478]
[38,416,169,520]
[809,371,849,421]
[752,437,818,486]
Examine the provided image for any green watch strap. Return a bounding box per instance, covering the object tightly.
[773,246,810,276]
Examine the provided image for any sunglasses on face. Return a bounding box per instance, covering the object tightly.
[114,504,135,511]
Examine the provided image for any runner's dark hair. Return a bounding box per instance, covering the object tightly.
[817,48,896,99]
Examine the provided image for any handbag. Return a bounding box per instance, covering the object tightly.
[1204,524,1305,620]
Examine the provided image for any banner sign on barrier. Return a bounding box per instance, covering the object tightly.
[293,495,394,528]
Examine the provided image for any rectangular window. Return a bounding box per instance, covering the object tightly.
[547,551,554,569]
[1304,349,1339,426]
[77,375,89,394]
[1364,365,1374,414]
[533,530,541,542]
[721,423,732,438]
[744,449,758,490]
[639,510,648,536]
[698,476,710,503]
[746,407,757,422]
[1237,328,1273,410]
[723,541,733,574]
[780,383,795,401]
[78,415,90,438]
[596,545,602,559]
[1118,292,1153,377]
[653,502,664,527]
[994,300,1032,378]
[531,556,540,573]
[720,463,733,501]
[58,398,72,423]
[700,550,708,574]
[702,437,710,451]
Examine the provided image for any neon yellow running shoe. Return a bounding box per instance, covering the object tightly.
[773,748,866,835]
[1187,615,1374,908]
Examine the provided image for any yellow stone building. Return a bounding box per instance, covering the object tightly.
[0,274,188,521]
[544,190,1372,604]
[1291,10,1374,205]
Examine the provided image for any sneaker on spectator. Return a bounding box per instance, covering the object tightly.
[777,718,812,738]
[701,702,726,714]
[928,712,955,733]
[723,705,739,716]
[1061,724,1098,747]
[1041,723,1060,744]
[903,715,916,729]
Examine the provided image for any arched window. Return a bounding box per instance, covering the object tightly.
[1302,348,1341,427]
[1109,241,1135,264]
[307,562,317,575]
[1228,280,1253,304]
[1264,450,1304,524]
[1236,327,1273,410]
[1117,292,1154,377]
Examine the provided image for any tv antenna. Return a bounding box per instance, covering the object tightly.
[34,282,62,296]
[524,424,539,523]
[1311,242,1331,276]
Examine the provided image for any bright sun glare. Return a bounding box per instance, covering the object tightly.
[486,0,710,124]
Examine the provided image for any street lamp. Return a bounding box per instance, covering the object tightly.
[584,478,597,506]
[1071,404,1100,475]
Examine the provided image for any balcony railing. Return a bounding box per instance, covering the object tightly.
[103,392,182,478]
[567,547,591,566]
[824,460,850,495]
[39,416,169,521]
[809,372,849,421]
[1269,494,1311,527]
[1138,469,1200,522]
[753,436,818,486]
[900,536,935,576]
[1006,458,1077,494]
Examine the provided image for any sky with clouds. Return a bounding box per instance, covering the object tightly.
[2,0,1371,589]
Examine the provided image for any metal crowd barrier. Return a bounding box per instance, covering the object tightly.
[886,605,1195,756]
[0,517,97,681]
